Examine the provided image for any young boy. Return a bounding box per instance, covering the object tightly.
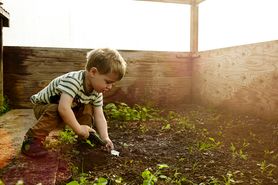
[21,48,127,157]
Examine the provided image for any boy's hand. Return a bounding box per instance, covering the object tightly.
[77,125,95,139]
[103,138,114,151]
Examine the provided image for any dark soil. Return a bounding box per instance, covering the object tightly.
[64,104,278,185]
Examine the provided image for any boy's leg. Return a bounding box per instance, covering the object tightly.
[30,103,93,138]
[73,104,94,145]
[22,104,63,157]
[75,104,94,127]
[27,104,63,139]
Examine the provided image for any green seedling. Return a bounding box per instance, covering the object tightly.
[257,160,277,176]
[142,170,157,185]
[93,177,108,185]
[0,96,10,116]
[167,111,195,130]
[238,149,248,160]
[222,171,235,185]
[230,143,236,157]
[217,131,223,137]
[221,171,243,185]
[178,116,195,130]
[161,122,171,131]
[67,181,80,185]
[141,164,169,185]
[67,172,90,185]
[143,166,194,185]
[197,137,221,151]
[59,128,78,144]
[85,139,95,148]
[111,176,123,184]
[140,124,149,133]
[67,176,109,185]
[104,103,160,122]
[178,157,186,162]
[187,146,194,154]
[230,143,248,160]
[208,176,221,185]
[242,139,250,148]
[68,177,87,185]
[170,170,194,185]
[167,111,180,120]
[192,162,199,173]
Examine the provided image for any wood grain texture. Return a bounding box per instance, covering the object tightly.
[192,40,278,120]
[137,0,205,5]
[3,47,192,108]
[0,19,3,106]
[190,3,198,52]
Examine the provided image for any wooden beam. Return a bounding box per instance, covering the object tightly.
[0,18,3,106]
[0,6,9,27]
[136,0,205,5]
[190,2,198,52]
[136,0,193,5]
[196,0,205,5]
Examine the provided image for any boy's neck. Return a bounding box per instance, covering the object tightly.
[84,71,93,95]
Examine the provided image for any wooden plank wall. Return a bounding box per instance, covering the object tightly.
[192,40,278,120]
[3,46,192,108]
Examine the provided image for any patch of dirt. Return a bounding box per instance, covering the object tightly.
[0,129,15,169]
[56,104,278,184]
[0,152,71,185]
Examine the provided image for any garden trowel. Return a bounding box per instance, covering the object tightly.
[88,132,120,156]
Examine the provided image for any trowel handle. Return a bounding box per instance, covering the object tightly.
[88,132,106,146]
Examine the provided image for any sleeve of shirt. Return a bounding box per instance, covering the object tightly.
[91,93,103,107]
[56,77,80,98]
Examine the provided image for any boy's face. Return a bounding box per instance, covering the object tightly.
[88,68,118,93]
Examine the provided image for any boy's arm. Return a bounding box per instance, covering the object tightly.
[58,92,93,138]
[94,106,114,150]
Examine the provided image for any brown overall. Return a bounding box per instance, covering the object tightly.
[27,103,94,140]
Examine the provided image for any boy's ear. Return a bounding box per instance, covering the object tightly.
[89,67,98,76]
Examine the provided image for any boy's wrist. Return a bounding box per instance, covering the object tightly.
[97,130,109,140]
[72,124,82,136]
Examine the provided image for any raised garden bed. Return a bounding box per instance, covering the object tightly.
[0,103,277,184]
[56,103,278,185]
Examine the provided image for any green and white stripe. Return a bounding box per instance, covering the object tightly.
[30,70,103,107]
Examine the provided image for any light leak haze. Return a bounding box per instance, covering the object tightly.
[2,0,278,51]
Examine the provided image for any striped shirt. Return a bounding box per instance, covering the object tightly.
[30,70,103,107]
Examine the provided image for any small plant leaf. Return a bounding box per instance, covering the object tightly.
[66,181,79,185]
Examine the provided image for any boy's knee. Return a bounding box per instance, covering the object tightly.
[78,113,94,127]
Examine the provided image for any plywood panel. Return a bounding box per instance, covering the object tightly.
[192,40,278,120]
[3,47,192,108]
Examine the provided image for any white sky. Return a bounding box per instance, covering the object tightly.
[2,0,278,51]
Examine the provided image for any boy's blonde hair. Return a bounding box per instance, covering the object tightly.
[86,48,127,80]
